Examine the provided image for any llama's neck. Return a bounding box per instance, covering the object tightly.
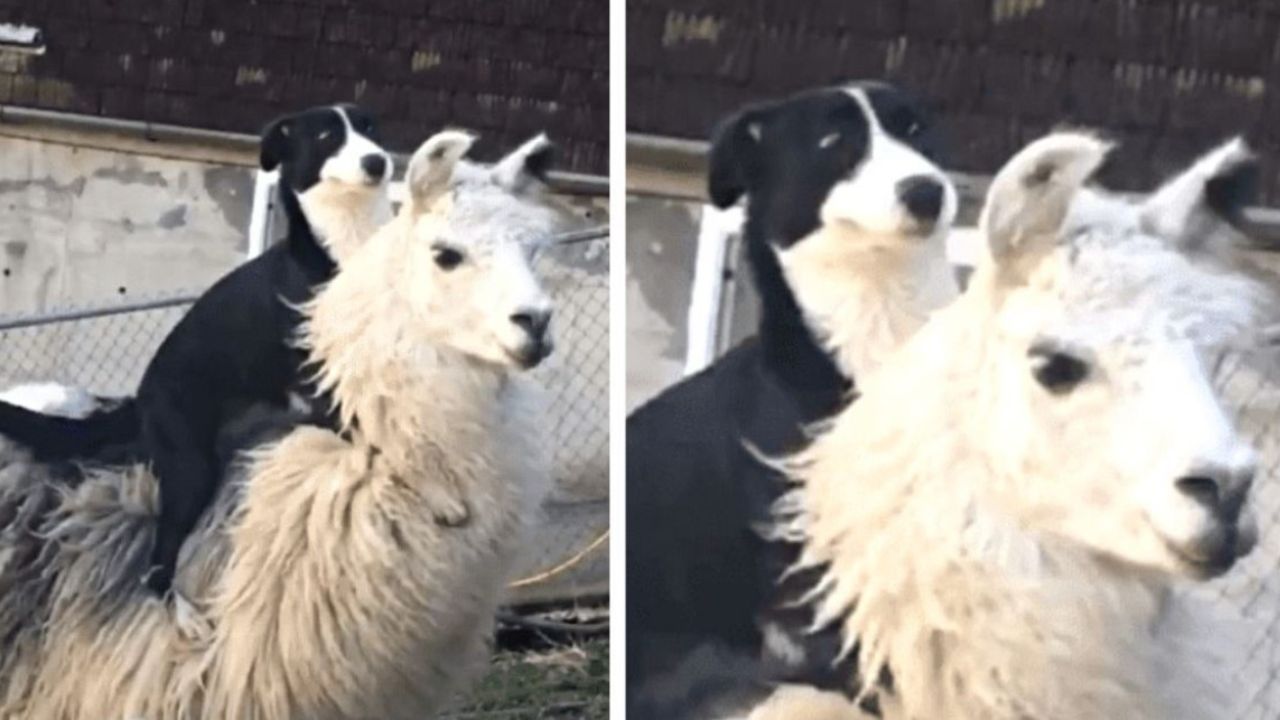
[775,225,957,381]
[835,528,1234,720]
[292,185,393,266]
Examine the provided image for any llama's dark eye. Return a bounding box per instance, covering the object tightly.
[433,246,464,270]
[1029,344,1090,394]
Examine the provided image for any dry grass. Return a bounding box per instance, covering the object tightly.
[446,636,609,719]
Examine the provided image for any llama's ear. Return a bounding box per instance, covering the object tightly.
[980,130,1112,267]
[406,129,477,208]
[259,115,295,172]
[492,133,557,193]
[707,109,765,209]
[1139,137,1257,252]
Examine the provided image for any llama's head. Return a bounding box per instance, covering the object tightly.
[382,129,564,370]
[973,131,1275,580]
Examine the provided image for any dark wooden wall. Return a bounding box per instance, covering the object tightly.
[628,0,1280,202]
[0,0,609,173]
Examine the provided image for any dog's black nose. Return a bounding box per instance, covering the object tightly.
[897,175,945,223]
[361,154,388,180]
[510,309,551,342]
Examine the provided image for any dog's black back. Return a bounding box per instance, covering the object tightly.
[0,105,390,596]
[133,104,390,594]
[627,84,946,705]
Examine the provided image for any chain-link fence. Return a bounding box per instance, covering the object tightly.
[0,229,610,718]
[1200,349,1280,720]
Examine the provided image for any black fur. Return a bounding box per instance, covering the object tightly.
[0,104,387,597]
[626,83,942,709]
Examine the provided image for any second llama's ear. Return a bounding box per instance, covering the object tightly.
[1139,137,1258,252]
[407,129,477,208]
[980,130,1111,269]
[492,133,557,193]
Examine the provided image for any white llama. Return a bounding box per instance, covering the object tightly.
[0,128,565,720]
[766,132,1279,720]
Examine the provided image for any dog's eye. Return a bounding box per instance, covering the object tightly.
[1029,344,1090,395]
[318,130,332,141]
[433,246,465,270]
[819,132,840,149]
[906,121,922,136]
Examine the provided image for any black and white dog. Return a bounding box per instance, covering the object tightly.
[0,104,392,596]
[627,82,958,712]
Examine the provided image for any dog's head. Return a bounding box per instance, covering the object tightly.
[708,83,955,248]
[259,103,392,199]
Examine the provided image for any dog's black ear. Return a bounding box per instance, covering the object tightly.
[259,115,294,172]
[707,110,763,208]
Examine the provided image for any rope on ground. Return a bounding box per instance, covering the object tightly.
[496,611,610,636]
[508,529,609,589]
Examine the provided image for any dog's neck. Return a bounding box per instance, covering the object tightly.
[284,183,392,268]
[771,223,957,384]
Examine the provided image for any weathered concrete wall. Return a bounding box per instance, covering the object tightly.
[0,134,253,315]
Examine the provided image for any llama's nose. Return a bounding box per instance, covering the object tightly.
[361,154,388,181]
[510,309,552,342]
[896,175,945,224]
[1176,465,1254,523]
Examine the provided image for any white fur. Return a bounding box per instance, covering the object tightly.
[296,106,394,264]
[0,382,98,418]
[772,133,1279,720]
[0,130,563,720]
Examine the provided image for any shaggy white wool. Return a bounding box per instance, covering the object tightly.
[773,134,1277,720]
[0,131,557,720]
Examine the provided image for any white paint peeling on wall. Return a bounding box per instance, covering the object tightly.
[234,66,268,85]
[884,37,908,74]
[992,0,1047,23]
[411,49,442,72]
[662,11,724,47]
